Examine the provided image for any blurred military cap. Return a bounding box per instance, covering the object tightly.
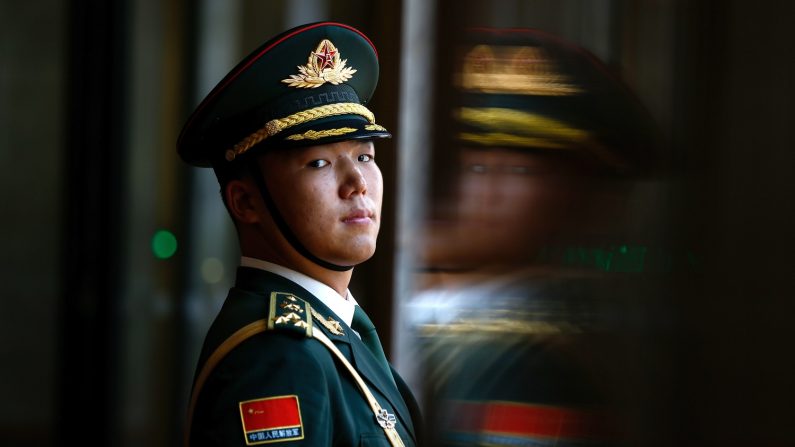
[452,28,663,175]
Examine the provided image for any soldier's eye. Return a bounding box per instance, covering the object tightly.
[467,164,487,174]
[358,154,373,162]
[506,165,529,175]
[307,159,329,168]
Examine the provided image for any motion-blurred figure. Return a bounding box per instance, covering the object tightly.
[407,28,663,446]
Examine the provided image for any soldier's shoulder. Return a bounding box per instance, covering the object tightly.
[218,291,334,370]
[221,290,321,348]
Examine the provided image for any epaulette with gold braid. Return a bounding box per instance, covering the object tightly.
[267,292,313,337]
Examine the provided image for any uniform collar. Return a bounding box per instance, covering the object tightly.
[240,256,358,327]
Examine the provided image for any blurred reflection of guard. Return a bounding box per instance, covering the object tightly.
[409,28,662,447]
[178,23,419,447]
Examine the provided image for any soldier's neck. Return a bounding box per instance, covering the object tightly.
[240,225,356,296]
[242,248,353,297]
[286,263,353,298]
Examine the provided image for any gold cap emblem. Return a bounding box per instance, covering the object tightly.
[282,39,357,89]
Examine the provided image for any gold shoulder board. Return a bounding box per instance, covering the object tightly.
[267,292,313,337]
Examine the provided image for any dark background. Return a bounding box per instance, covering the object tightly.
[1,0,793,445]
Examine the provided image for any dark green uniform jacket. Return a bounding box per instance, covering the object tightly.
[188,267,420,446]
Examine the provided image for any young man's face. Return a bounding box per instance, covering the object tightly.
[258,139,383,266]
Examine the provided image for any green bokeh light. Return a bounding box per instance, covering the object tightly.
[152,230,178,259]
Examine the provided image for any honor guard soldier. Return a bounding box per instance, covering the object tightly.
[410,28,663,447]
[178,23,420,446]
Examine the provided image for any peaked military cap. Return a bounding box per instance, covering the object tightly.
[451,28,662,175]
[178,22,391,167]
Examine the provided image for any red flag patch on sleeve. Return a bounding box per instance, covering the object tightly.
[239,395,304,445]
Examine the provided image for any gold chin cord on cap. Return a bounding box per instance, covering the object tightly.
[225,102,376,161]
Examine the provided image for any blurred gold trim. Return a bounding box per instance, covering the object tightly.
[456,45,581,96]
[418,318,580,337]
[458,132,572,149]
[456,107,591,145]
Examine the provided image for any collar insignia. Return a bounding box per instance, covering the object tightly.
[282,39,357,89]
[310,307,345,336]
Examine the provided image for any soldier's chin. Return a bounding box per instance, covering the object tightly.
[326,242,377,267]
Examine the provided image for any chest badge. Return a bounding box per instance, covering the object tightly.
[376,409,397,429]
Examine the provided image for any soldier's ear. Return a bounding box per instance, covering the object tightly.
[225,178,262,224]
